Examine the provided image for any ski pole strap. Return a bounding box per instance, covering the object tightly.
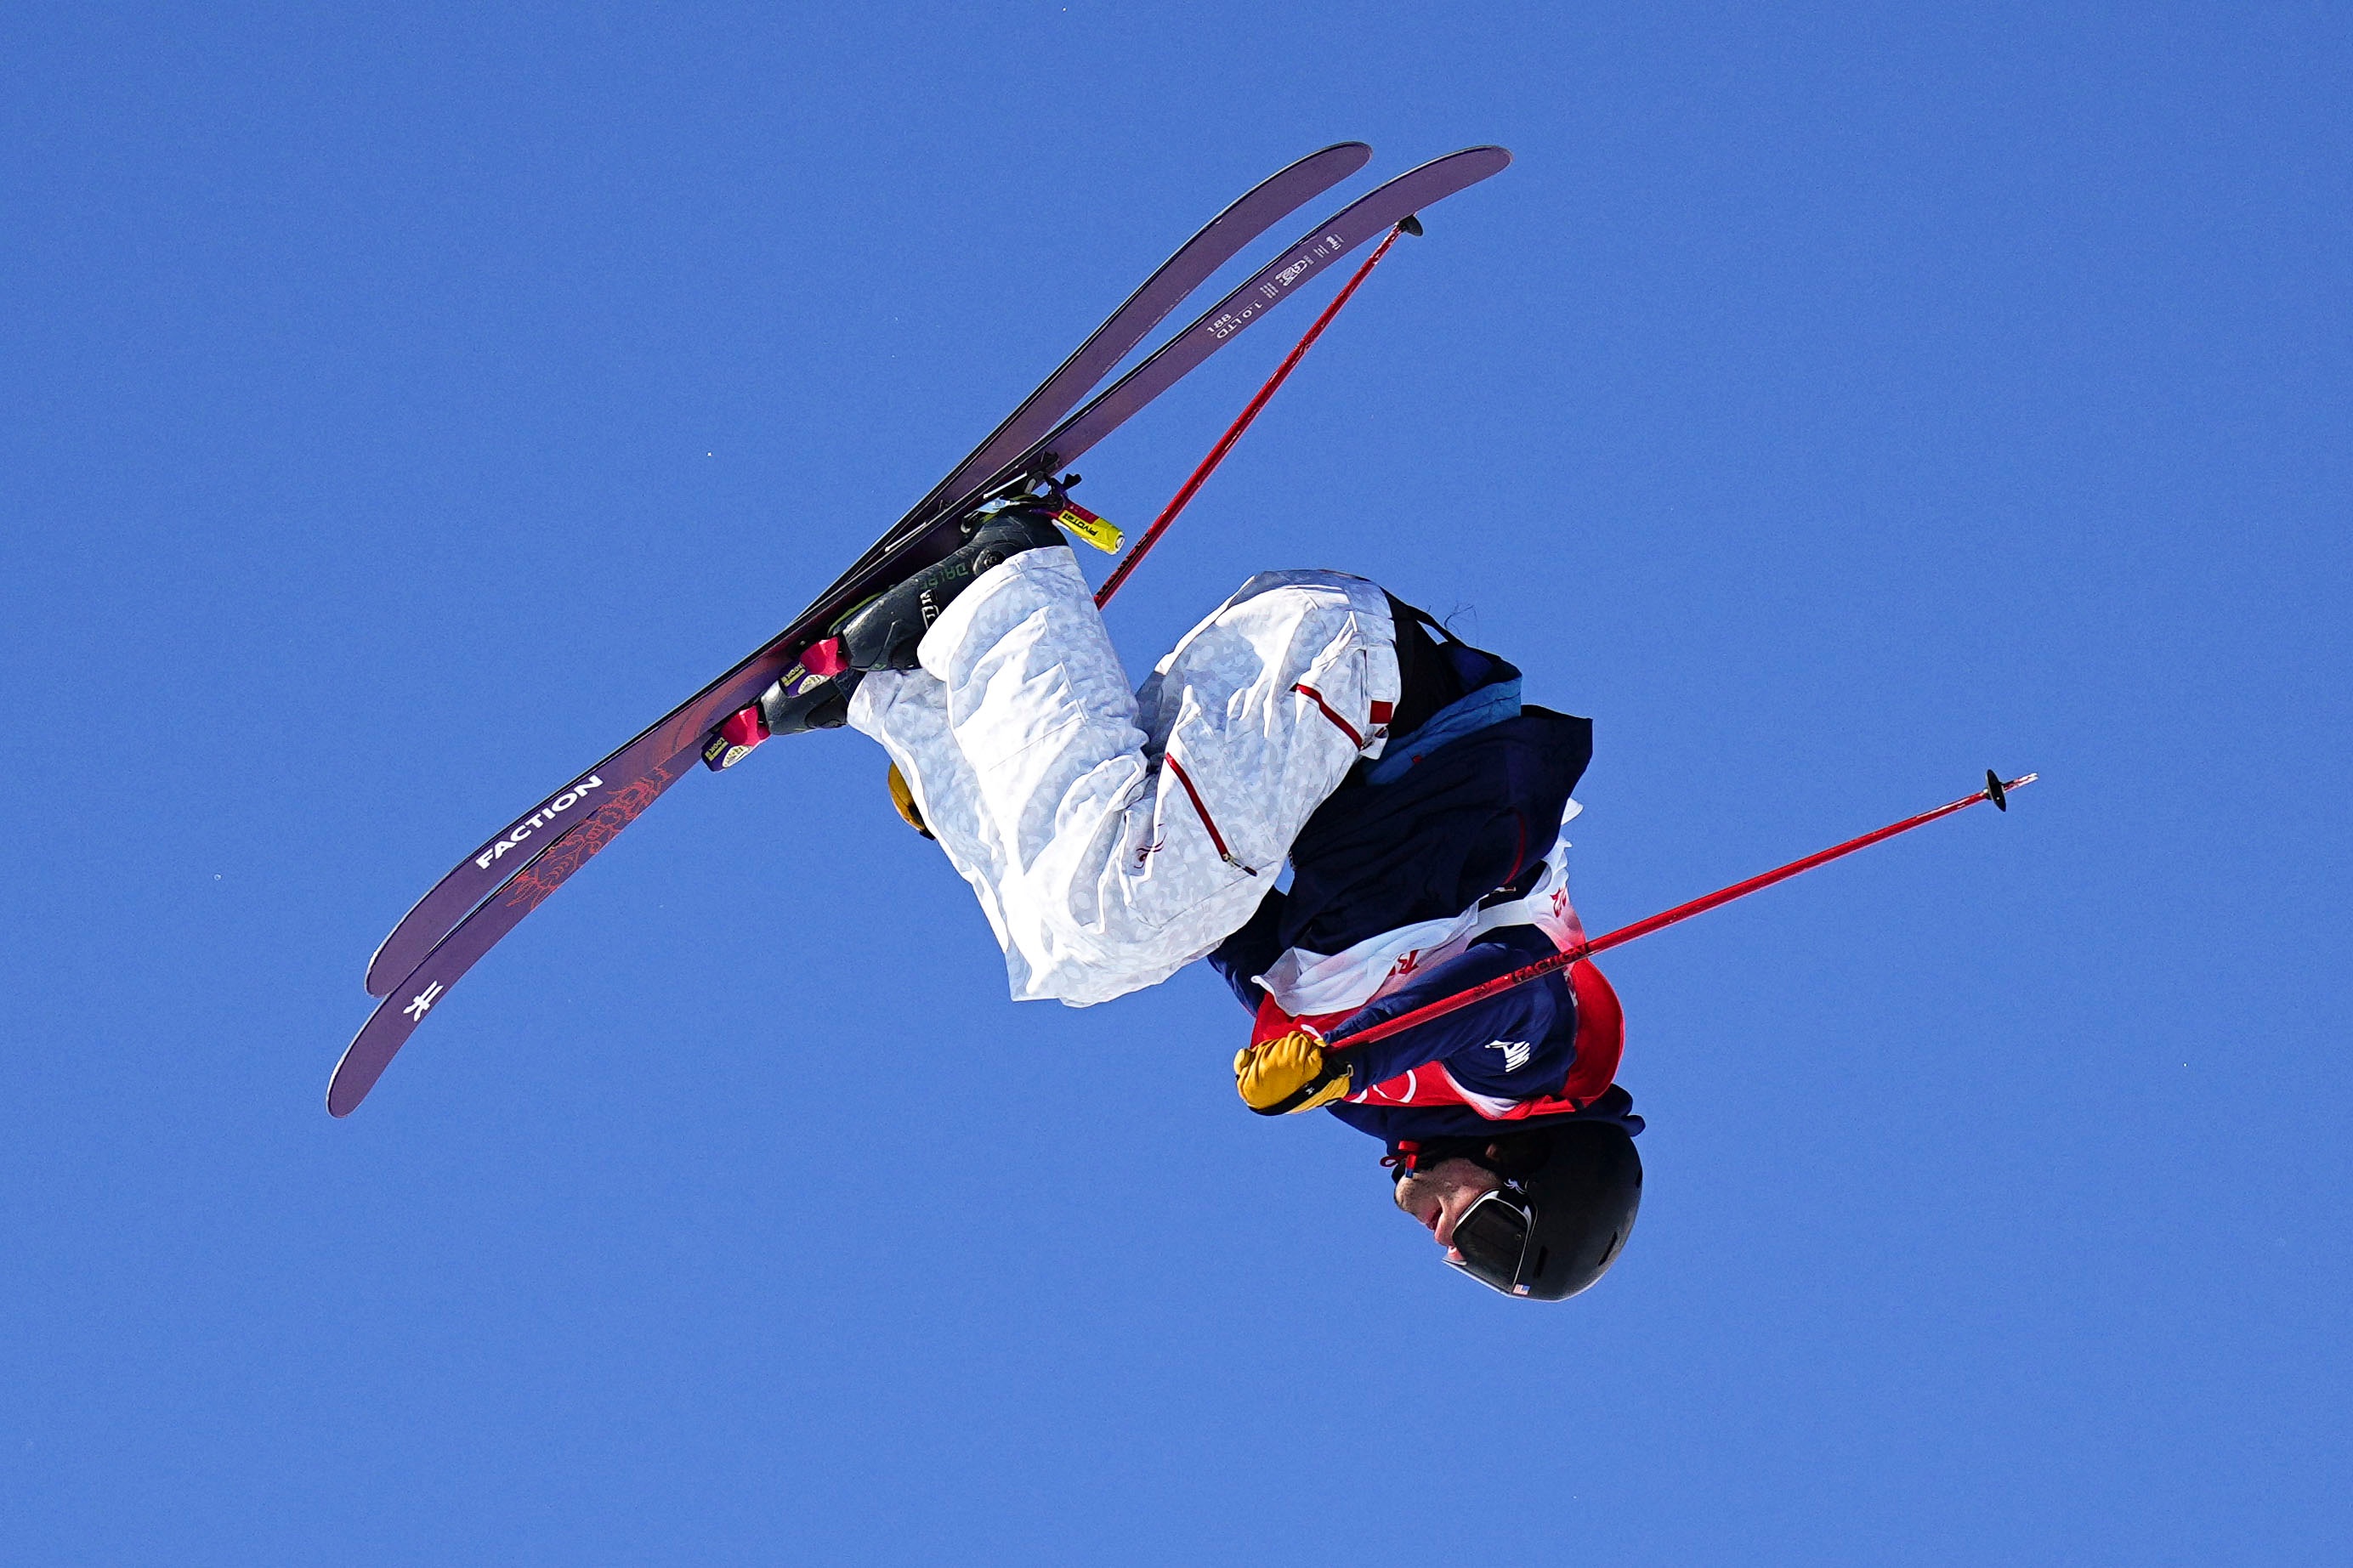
[1095,220,1417,609]
[1324,773,2038,1061]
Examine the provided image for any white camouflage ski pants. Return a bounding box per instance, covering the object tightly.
[847,546,1400,1005]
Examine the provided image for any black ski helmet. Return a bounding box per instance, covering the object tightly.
[1443,1120,1643,1300]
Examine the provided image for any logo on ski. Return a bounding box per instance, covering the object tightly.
[1215,235,1355,340]
[473,776,604,869]
[1272,235,1343,291]
[403,982,445,1022]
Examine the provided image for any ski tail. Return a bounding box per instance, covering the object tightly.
[1020,146,1511,476]
[836,148,1514,604]
[361,145,1371,1001]
[893,142,1370,544]
[1095,219,1418,608]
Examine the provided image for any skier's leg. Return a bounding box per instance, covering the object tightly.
[1133,567,1404,874]
[848,544,1156,1000]
[851,552,1398,1005]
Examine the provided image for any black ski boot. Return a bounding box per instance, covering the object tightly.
[701,507,1068,771]
[700,659,859,771]
[835,508,1069,671]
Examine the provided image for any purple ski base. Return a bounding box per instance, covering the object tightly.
[334,144,1512,1116]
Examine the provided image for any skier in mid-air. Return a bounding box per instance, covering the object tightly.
[717,506,1644,1301]
[338,143,2020,1307]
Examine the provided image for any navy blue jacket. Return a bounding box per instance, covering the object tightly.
[1207,647,1641,1152]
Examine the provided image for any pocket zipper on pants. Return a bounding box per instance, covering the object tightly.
[1163,754,1256,875]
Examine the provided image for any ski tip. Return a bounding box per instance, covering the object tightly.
[326,1042,393,1118]
[364,904,428,999]
[325,1058,372,1118]
[362,943,397,999]
[1398,213,1425,237]
[327,996,415,1117]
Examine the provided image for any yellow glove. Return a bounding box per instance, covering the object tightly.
[886,762,934,840]
[1234,1028,1352,1115]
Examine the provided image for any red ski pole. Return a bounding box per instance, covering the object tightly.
[1095,218,1420,609]
[1325,771,2039,1057]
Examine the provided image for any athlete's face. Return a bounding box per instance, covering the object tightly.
[1393,1158,1504,1259]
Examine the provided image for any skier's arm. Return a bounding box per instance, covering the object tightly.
[1237,958,1559,1116]
[1207,888,1289,1015]
[1322,940,1565,1089]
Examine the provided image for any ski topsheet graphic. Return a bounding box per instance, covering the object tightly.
[334,144,1511,1116]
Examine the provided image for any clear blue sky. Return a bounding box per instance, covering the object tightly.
[4,3,2348,1562]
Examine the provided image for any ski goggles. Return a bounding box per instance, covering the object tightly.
[1445,1186,1537,1297]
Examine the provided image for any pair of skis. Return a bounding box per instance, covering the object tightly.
[332,142,1515,1116]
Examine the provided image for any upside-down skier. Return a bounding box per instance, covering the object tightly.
[716,505,1645,1301]
[335,141,2031,1316]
